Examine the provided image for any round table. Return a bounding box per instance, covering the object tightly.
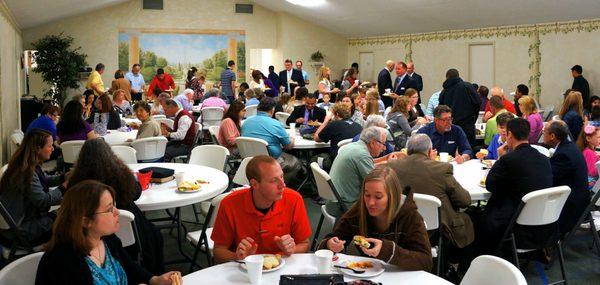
[128,163,229,212]
[183,253,453,284]
[451,159,492,201]
[102,130,138,145]
[122,117,142,126]
[286,129,329,149]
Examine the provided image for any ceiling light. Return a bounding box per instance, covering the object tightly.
[286,0,326,7]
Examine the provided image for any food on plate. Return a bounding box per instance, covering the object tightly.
[434,155,452,162]
[479,177,486,186]
[178,181,200,191]
[347,261,374,269]
[400,148,407,154]
[263,254,282,270]
[353,235,371,249]
[308,121,321,127]
[170,272,182,285]
[482,159,493,168]
[196,179,209,184]
[479,149,488,156]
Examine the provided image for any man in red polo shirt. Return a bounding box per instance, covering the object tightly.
[147,68,176,99]
[212,155,311,263]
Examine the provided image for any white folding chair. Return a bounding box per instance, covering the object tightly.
[544,105,555,122]
[110,146,138,164]
[130,136,168,162]
[476,111,485,124]
[200,107,224,130]
[245,105,258,118]
[234,137,269,158]
[413,193,443,275]
[530,144,550,157]
[208,126,220,145]
[60,140,85,165]
[460,255,527,285]
[9,130,24,156]
[116,209,142,263]
[173,122,203,163]
[310,162,347,251]
[188,145,230,171]
[383,106,392,119]
[0,201,43,261]
[275,112,290,126]
[496,186,571,284]
[0,252,44,285]
[337,138,353,148]
[155,118,174,129]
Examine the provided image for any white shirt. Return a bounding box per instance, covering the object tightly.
[286,69,292,92]
[169,109,193,141]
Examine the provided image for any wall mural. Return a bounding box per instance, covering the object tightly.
[118,29,245,87]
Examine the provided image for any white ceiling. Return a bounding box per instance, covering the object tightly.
[4,0,129,29]
[253,0,600,37]
[5,0,600,37]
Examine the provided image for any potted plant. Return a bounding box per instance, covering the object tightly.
[32,33,87,106]
[310,51,324,62]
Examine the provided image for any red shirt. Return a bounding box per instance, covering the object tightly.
[484,98,517,115]
[147,73,176,99]
[211,187,311,255]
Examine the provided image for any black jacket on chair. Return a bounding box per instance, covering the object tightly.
[278,69,305,94]
[286,105,326,126]
[550,141,590,235]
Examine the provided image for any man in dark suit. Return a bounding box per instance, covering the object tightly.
[543,120,590,235]
[571,65,591,111]
[384,61,418,108]
[438,68,481,147]
[377,60,395,97]
[279,59,305,94]
[476,118,553,253]
[268,65,281,90]
[286,91,326,126]
[407,61,424,104]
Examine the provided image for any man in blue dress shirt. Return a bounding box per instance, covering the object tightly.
[417,105,473,164]
[125,64,145,101]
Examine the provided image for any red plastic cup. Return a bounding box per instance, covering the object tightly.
[136,170,153,190]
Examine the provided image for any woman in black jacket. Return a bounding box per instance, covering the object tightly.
[36,180,177,285]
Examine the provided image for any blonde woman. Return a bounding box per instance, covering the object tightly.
[517,95,543,144]
[560,91,585,139]
[317,66,340,100]
[318,165,432,271]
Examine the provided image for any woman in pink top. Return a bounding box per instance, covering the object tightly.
[577,124,600,187]
[217,100,246,156]
[518,96,543,144]
[201,88,228,110]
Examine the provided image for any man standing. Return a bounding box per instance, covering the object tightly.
[125,63,145,101]
[407,61,424,105]
[286,92,326,126]
[268,65,281,91]
[571,65,590,111]
[279,59,305,94]
[86,63,105,96]
[438,69,481,147]
[220,60,237,103]
[161,99,197,161]
[514,84,529,117]
[296,60,309,86]
[417,105,473,164]
[385,61,418,108]
[147,68,175,100]
[543,120,589,235]
[377,60,394,97]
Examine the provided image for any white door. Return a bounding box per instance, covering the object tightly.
[359,52,374,82]
[469,44,494,88]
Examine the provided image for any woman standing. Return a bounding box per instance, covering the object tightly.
[317,66,340,101]
[340,68,360,96]
[109,70,132,101]
[518,95,543,144]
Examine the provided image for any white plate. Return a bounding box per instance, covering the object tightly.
[382,93,392,97]
[240,255,286,273]
[176,187,201,194]
[337,257,384,278]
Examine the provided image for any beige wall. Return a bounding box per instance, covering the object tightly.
[23,0,348,96]
[0,1,23,164]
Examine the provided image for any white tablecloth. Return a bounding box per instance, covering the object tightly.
[122,117,142,126]
[451,159,492,201]
[183,253,452,284]
[102,130,138,145]
[129,163,229,211]
[286,129,329,150]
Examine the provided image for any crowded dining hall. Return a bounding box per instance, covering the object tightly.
[1,0,600,284]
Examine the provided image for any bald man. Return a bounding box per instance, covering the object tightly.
[377,60,395,98]
[407,61,424,104]
[483,87,517,122]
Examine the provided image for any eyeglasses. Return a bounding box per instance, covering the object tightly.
[373,140,387,147]
[94,204,118,215]
[436,117,453,123]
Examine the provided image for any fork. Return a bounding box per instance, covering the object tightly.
[334,265,365,274]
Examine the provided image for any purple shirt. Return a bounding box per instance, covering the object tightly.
[201,97,227,110]
[58,121,93,142]
[525,112,543,144]
[175,94,193,112]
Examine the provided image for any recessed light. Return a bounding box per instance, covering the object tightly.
[286,0,326,7]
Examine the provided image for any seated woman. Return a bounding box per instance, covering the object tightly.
[132,101,161,139]
[405,88,426,126]
[0,129,66,245]
[68,139,165,274]
[560,91,584,140]
[279,93,294,114]
[387,96,421,148]
[57,100,97,143]
[518,95,543,144]
[218,100,246,156]
[89,94,121,136]
[577,124,600,188]
[342,95,364,127]
[36,180,177,285]
[113,89,133,116]
[317,165,432,271]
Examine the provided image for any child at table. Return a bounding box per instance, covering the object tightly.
[577,124,600,188]
[317,165,432,271]
[476,112,514,160]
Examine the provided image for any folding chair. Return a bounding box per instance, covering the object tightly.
[116,209,143,264]
[0,201,43,262]
[234,137,269,158]
[130,136,168,162]
[460,255,527,285]
[0,252,44,284]
[413,193,443,275]
[310,162,347,251]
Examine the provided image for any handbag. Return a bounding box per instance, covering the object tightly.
[279,274,344,285]
[138,167,174,179]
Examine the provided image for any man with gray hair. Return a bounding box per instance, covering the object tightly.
[388,134,474,249]
[543,120,589,235]
[161,99,197,161]
[174,88,194,112]
[329,126,404,213]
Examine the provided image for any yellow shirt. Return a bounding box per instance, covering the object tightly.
[86,70,105,95]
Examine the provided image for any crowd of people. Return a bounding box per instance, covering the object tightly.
[2,56,597,283]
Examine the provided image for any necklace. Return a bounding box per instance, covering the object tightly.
[89,241,103,264]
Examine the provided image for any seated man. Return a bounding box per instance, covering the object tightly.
[241,97,301,184]
[161,99,197,161]
[314,102,363,157]
[477,112,514,160]
[475,117,553,253]
[417,105,473,164]
[388,134,473,249]
[329,126,403,213]
[211,155,311,263]
[543,120,589,235]
[174,88,194,112]
[286,90,326,126]
[151,92,171,115]
[483,96,507,146]
[483,86,516,121]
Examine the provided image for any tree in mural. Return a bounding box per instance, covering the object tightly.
[118,42,129,71]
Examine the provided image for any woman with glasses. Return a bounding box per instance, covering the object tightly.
[36,180,179,285]
[404,88,427,127]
